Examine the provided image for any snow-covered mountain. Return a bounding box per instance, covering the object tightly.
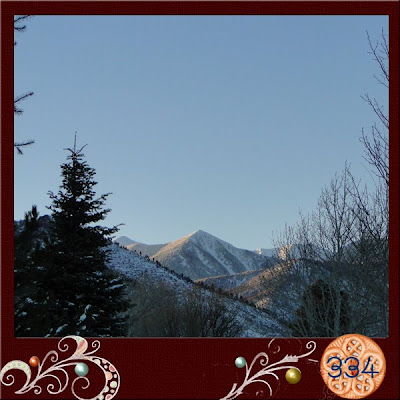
[106,244,285,337]
[113,236,137,247]
[148,230,274,280]
[126,242,167,258]
[113,235,168,257]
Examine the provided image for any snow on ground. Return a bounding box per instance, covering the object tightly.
[55,324,68,334]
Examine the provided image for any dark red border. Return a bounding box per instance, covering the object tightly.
[2,3,399,399]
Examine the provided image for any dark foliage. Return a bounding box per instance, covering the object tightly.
[15,139,129,337]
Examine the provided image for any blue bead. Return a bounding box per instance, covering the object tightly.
[75,362,89,377]
[235,356,246,368]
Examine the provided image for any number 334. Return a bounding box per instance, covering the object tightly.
[327,356,379,379]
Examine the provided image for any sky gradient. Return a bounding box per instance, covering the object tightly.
[14,15,388,249]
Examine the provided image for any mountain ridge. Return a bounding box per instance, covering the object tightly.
[113,236,137,247]
[115,230,283,281]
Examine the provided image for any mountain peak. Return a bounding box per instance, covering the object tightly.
[114,236,137,247]
[186,229,217,243]
[189,229,207,236]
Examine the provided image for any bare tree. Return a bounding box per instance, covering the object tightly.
[288,279,350,337]
[263,162,388,337]
[127,277,242,337]
[179,286,242,337]
[127,277,180,337]
[261,30,389,338]
[360,29,389,186]
[351,29,389,334]
[14,15,35,155]
[263,169,356,337]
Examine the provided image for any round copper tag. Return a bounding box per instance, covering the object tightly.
[320,334,386,399]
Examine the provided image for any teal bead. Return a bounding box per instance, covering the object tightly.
[235,356,246,368]
[75,362,89,377]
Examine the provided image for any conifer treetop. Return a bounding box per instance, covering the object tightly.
[63,132,88,161]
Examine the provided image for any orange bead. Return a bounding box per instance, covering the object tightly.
[29,356,40,367]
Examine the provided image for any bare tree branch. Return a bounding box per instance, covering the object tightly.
[361,30,389,186]
[366,30,389,88]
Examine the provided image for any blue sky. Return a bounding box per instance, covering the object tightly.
[14,15,388,249]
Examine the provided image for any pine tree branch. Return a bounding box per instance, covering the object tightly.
[14,15,32,44]
[14,92,34,115]
[14,140,35,155]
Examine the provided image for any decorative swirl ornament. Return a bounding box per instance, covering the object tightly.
[0,335,120,400]
[220,340,317,400]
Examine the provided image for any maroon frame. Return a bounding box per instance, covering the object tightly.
[1,2,399,399]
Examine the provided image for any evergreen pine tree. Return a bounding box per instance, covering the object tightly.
[43,138,128,337]
[16,138,128,337]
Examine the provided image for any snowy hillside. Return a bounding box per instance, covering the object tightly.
[107,243,191,288]
[149,230,274,280]
[106,244,285,337]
